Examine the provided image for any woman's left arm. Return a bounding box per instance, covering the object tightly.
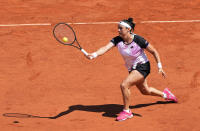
[145,44,166,78]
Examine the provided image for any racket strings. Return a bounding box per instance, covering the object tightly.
[54,24,75,44]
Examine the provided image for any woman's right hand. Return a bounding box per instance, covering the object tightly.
[86,52,98,60]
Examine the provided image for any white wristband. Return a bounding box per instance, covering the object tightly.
[157,63,162,69]
[92,52,98,58]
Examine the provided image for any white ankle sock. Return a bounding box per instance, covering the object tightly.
[123,109,130,113]
[163,92,167,99]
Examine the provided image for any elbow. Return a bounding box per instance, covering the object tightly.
[149,50,156,55]
[151,51,159,57]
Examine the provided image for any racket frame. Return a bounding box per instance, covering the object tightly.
[53,23,88,56]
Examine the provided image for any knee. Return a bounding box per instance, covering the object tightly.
[120,81,130,90]
[140,88,151,95]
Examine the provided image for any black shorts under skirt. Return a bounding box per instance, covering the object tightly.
[129,61,150,79]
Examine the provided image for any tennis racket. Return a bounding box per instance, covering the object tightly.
[53,23,89,56]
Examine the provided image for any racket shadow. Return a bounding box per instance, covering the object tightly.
[2,113,51,119]
[2,101,174,119]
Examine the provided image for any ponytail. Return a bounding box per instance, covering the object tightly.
[121,17,135,32]
[127,18,135,31]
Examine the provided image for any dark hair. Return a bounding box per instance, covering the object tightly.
[122,17,135,31]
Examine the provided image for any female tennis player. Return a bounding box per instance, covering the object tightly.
[86,18,178,121]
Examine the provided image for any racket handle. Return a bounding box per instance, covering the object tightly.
[81,49,88,56]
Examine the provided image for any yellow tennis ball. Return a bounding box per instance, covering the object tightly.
[62,37,68,42]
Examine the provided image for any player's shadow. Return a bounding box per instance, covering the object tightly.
[49,101,175,119]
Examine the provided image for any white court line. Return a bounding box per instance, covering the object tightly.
[0,20,200,27]
[67,20,200,25]
[68,20,200,24]
[67,22,118,25]
[0,23,51,27]
[141,20,200,23]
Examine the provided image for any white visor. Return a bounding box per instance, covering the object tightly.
[119,21,131,29]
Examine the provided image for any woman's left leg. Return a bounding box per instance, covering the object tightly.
[136,79,178,103]
[136,79,164,97]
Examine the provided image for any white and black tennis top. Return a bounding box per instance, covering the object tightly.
[111,34,149,71]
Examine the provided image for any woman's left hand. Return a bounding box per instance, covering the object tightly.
[158,68,166,78]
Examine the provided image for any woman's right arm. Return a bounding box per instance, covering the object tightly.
[87,42,115,59]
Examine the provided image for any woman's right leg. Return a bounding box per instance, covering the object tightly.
[120,70,144,110]
[116,70,144,121]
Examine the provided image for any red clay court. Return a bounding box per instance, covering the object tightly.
[0,0,200,131]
